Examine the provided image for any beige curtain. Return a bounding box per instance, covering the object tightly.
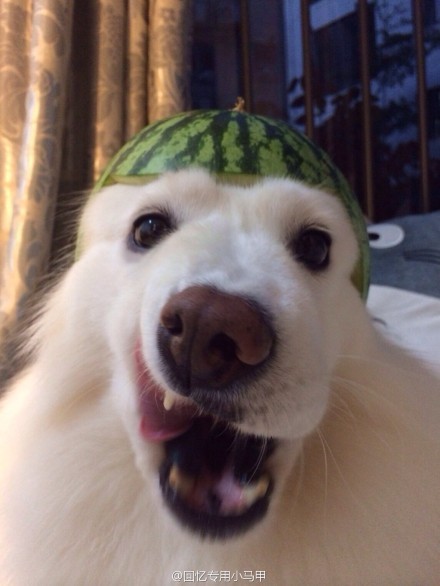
[0,0,192,381]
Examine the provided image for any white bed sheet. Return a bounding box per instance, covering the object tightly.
[367,285,440,373]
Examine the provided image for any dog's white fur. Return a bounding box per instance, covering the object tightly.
[0,169,439,585]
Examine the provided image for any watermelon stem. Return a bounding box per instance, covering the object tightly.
[232,97,246,112]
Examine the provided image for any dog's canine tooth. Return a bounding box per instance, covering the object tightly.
[163,392,176,411]
[242,475,270,506]
[168,465,194,497]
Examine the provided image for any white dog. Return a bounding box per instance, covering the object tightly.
[0,169,439,585]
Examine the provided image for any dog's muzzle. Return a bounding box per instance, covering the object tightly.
[137,286,277,539]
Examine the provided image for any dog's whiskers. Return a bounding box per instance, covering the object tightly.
[330,375,405,454]
[338,352,440,377]
[247,436,269,484]
[331,374,395,407]
[315,427,368,518]
[316,428,329,511]
[326,395,358,427]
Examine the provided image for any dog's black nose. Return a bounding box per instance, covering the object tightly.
[158,286,274,394]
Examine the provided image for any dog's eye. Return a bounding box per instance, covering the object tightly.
[293,228,331,270]
[131,213,172,249]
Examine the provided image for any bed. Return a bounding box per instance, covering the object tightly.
[367,211,440,371]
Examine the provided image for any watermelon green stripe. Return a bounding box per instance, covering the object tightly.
[91,109,370,300]
[111,115,195,176]
[109,117,177,169]
[131,113,216,174]
[138,113,217,173]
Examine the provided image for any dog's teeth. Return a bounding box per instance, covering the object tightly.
[168,465,194,497]
[163,392,175,411]
[242,475,270,506]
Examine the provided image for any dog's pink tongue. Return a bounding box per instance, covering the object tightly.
[135,344,196,442]
[139,387,194,442]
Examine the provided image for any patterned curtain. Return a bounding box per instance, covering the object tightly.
[0,0,192,381]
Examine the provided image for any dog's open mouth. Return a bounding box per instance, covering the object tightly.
[136,349,274,539]
[159,418,274,539]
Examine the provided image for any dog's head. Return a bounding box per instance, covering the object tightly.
[79,169,361,540]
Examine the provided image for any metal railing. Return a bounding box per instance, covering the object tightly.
[233,0,437,220]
